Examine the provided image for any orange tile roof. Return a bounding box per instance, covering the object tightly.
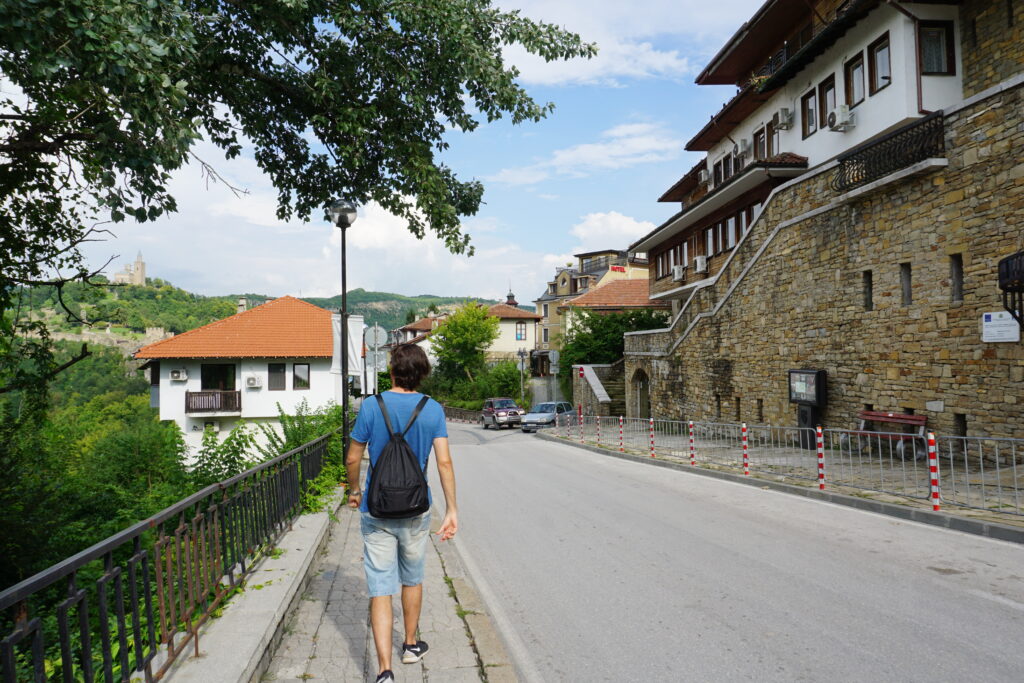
[403,317,438,332]
[135,296,334,359]
[564,279,669,309]
[487,303,542,320]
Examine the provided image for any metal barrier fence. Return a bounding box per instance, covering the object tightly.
[0,432,336,683]
[442,405,480,424]
[550,414,1023,517]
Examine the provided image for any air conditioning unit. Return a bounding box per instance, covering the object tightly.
[204,421,220,433]
[697,169,710,184]
[245,375,263,389]
[827,105,855,131]
[694,255,709,273]
[772,107,793,130]
[735,139,751,157]
[169,368,188,381]
[672,264,687,281]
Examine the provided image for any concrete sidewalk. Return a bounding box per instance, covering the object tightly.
[263,506,485,682]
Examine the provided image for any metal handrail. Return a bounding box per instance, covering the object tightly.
[0,427,341,682]
[832,111,945,192]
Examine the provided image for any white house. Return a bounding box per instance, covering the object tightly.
[135,296,362,452]
[485,292,541,363]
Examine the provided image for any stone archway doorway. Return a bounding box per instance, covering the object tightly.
[632,369,651,419]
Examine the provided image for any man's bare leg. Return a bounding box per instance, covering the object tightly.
[370,596,393,673]
[401,583,423,646]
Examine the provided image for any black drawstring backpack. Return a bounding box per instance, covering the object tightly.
[366,394,431,519]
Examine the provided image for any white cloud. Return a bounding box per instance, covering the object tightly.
[498,0,764,86]
[568,211,655,252]
[79,141,565,303]
[488,121,682,186]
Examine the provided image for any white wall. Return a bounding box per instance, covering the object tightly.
[702,5,963,176]
[159,358,339,452]
[490,318,537,355]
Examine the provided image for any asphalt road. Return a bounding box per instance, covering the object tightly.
[429,421,1024,682]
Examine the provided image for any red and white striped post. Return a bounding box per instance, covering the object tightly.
[578,405,584,443]
[741,422,749,475]
[596,416,602,447]
[649,417,655,458]
[688,420,696,466]
[816,426,826,490]
[927,432,941,511]
[619,416,624,453]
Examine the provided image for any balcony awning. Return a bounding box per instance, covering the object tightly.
[631,156,808,253]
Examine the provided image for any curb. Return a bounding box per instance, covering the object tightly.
[536,431,1024,545]
[430,509,518,682]
[163,493,344,683]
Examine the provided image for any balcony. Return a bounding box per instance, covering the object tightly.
[831,112,945,193]
[185,390,242,414]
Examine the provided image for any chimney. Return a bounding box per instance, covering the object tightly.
[237,297,248,313]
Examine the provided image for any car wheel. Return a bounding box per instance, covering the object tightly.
[482,417,488,429]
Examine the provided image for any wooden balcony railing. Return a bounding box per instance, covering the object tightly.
[831,111,945,193]
[185,390,241,414]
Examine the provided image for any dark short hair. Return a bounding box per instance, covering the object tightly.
[390,344,431,390]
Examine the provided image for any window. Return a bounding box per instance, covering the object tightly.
[293,363,310,390]
[268,363,286,391]
[681,241,689,266]
[726,217,737,249]
[543,303,549,318]
[704,227,715,256]
[900,262,912,305]
[869,33,891,94]
[739,209,748,233]
[516,321,527,341]
[542,328,549,343]
[201,364,235,391]
[713,160,723,186]
[722,154,733,179]
[818,75,836,129]
[753,128,766,160]
[801,89,817,138]
[757,399,764,423]
[767,121,779,156]
[950,253,964,302]
[920,21,955,75]
[845,54,865,106]
[953,413,967,437]
[863,270,873,311]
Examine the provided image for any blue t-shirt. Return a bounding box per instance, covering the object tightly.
[351,391,448,513]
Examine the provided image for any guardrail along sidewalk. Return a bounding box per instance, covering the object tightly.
[554,414,1023,519]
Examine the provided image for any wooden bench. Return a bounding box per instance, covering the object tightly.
[844,410,928,459]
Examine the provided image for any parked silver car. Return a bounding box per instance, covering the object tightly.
[520,401,574,432]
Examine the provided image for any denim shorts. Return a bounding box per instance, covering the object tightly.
[360,511,431,597]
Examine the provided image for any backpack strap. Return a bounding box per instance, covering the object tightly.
[374,393,396,437]
[374,394,430,438]
[401,396,431,437]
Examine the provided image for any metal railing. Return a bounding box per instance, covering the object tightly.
[551,414,1022,517]
[0,432,335,682]
[831,111,945,192]
[185,390,241,414]
[442,405,480,424]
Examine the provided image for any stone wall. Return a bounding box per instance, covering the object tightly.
[960,0,1024,98]
[626,82,1024,439]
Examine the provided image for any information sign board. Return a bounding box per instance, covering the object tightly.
[981,311,1020,342]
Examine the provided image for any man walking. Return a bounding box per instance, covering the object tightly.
[345,344,458,683]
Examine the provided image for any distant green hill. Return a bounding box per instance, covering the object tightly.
[20,280,522,340]
[304,289,503,331]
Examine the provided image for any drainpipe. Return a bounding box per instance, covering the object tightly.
[886,0,931,115]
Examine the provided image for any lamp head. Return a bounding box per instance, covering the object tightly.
[327,200,358,228]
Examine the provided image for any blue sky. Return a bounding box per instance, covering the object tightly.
[81,0,762,304]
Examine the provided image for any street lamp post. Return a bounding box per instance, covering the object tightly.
[517,348,528,408]
[328,200,358,450]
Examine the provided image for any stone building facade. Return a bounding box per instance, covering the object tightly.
[624,0,1024,439]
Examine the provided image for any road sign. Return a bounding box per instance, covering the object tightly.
[365,325,388,347]
[549,350,560,364]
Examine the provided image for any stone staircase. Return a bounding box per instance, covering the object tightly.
[604,377,626,416]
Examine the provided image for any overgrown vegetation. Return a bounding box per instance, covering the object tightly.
[558,309,670,399]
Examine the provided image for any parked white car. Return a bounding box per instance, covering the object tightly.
[520,401,574,433]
